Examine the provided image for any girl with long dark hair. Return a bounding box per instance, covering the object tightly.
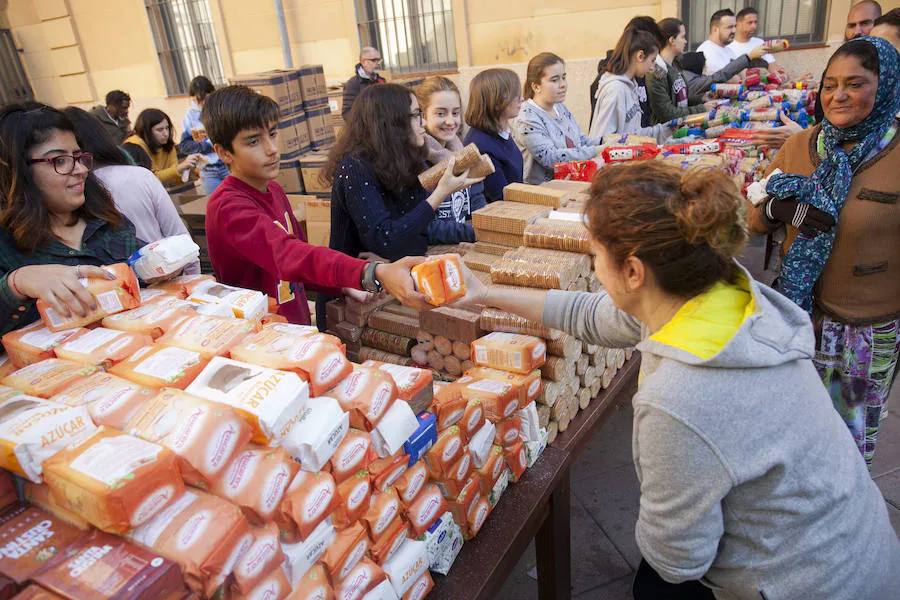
[124,108,201,186]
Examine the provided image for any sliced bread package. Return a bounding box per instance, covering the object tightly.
[36,264,140,332]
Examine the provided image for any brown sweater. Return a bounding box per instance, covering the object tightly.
[747,122,900,323]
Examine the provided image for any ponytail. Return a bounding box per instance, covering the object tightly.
[606,28,660,75]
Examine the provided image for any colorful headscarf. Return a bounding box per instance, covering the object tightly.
[766,37,900,313]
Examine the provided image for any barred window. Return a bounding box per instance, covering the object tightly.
[0,29,33,105]
[145,0,226,96]
[356,0,457,76]
[683,0,828,48]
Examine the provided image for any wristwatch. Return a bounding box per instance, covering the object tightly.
[360,261,383,293]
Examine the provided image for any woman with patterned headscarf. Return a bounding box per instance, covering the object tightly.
[748,36,900,468]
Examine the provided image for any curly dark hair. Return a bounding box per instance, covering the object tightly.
[0,103,122,253]
[322,84,426,195]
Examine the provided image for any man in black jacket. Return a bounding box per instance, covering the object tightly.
[341,46,386,118]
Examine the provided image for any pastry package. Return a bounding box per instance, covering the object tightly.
[156,314,260,360]
[326,366,397,431]
[50,371,158,430]
[212,444,298,526]
[186,280,267,320]
[109,345,208,390]
[523,218,591,254]
[53,328,152,369]
[36,264,140,332]
[328,428,376,485]
[2,360,98,399]
[101,297,197,340]
[230,523,285,595]
[361,361,432,415]
[410,256,466,307]
[465,365,542,405]
[148,273,214,296]
[471,332,546,374]
[1,323,87,369]
[417,143,483,191]
[280,469,339,543]
[502,182,571,208]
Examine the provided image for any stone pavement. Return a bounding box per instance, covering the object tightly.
[494,235,900,599]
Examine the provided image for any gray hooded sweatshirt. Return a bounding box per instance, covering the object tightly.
[589,73,668,142]
[543,265,900,600]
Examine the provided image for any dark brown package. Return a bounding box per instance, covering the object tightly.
[11,586,65,599]
[0,504,87,584]
[421,307,484,344]
[32,530,187,600]
[0,473,15,511]
[0,575,18,599]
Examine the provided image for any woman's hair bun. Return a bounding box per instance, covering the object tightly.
[670,169,748,262]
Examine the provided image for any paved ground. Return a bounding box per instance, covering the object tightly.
[494,235,900,599]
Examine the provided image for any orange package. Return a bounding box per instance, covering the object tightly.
[410,256,465,307]
[447,476,481,528]
[0,396,97,483]
[436,450,473,499]
[136,288,184,304]
[126,489,252,598]
[287,564,333,600]
[0,354,14,379]
[2,359,98,399]
[101,297,197,340]
[280,470,339,543]
[334,558,385,600]
[459,377,519,423]
[22,482,92,530]
[320,522,368,583]
[393,461,429,507]
[403,483,447,537]
[231,523,285,595]
[362,488,402,543]
[231,568,292,600]
[125,388,252,488]
[329,429,376,485]
[465,366,542,405]
[429,384,466,431]
[369,454,408,493]
[36,264,140,332]
[41,427,185,534]
[230,329,351,396]
[463,497,491,540]
[213,444,298,525]
[50,371,158,430]
[1,322,88,369]
[333,470,371,530]
[326,365,397,431]
[53,327,152,369]
[504,439,527,482]
[471,333,546,375]
[149,273,215,296]
[369,518,409,566]
[423,426,463,480]
[475,445,506,495]
[157,314,260,360]
[401,572,434,600]
[494,415,522,447]
[109,345,209,390]
[461,398,485,443]
[361,360,432,405]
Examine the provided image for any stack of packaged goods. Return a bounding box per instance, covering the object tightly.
[325,295,422,366]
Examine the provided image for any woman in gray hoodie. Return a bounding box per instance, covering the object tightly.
[449,160,900,600]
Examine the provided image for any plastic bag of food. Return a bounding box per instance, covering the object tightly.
[410,256,465,307]
[393,461,428,508]
[0,470,15,510]
[328,429,376,485]
[231,327,350,397]
[128,235,200,281]
[403,483,446,537]
[332,470,371,530]
[0,503,88,585]
[212,444,298,525]
[230,523,285,595]
[370,401,418,459]
[335,558,385,600]
[369,453,408,493]
[280,470,338,543]
[22,482,91,530]
[361,488,402,544]
[149,273,215,297]
[1,322,88,369]
[369,518,409,567]
[185,357,308,445]
[2,360,97,400]
[281,520,335,586]
[423,426,463,480]
[326,366,397,431]
[382,539,427,598]
[126,489,252,597]
[278,396,349,472]
[125,388,252,488]
[187,281,267,321]
[287,564,333,600]
[0,396,97,482]
[42,427,185,534]
[109,345,208,390]
[156,315,260,360]
[36,264,141,332]
[101,297,197,340]
[361,361,432,415]
[50,371,157,430]
[320,522,368,583]
[470,333,546,375]
[53,327,152,369]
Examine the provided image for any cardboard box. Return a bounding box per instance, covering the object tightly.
[276,160,304,193]
[278,112,311,161]
[307,221,331,246]
[166,180,198,196]
[306,105,336,150]
[305,198,331,222]
[170,190,205,214]
[300,151,331,194]
[230,70,303,115]
[297,64,327,109]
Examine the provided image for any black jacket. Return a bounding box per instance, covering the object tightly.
[341,65,386,117]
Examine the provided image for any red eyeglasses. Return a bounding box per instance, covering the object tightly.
[27,152,93,175]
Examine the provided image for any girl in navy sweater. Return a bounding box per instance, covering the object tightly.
[463,68,524,202]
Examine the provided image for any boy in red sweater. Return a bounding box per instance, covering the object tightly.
[202,85,426,324]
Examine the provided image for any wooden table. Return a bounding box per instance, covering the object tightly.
[430,355,641,600]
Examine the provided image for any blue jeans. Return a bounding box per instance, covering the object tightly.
[200,161,230,195]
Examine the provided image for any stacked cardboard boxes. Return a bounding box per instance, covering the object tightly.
[305,197,331,247]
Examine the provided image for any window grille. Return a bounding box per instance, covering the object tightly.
[145,0,226,96]
[356,0,457,76]
[0,29,33,105]
[683,0,827,49]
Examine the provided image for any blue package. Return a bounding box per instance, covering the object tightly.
[404,411,437,466]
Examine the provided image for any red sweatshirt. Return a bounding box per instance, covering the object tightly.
[206,175,366,325]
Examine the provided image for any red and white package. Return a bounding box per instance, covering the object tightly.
[333,470,372,529]
[403,483,446,537]
[1,322,87,369]
[327,365,397,431]
[231,523,286,595]
[50,371,158,430]
[329,429,377,485]
[156,314,260,360]
[280,469,339,543]
[212,444,299,524]
[53,327,152,369]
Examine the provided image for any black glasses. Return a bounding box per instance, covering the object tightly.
[410,110,424,124]
[365,58,383,64]
[27,152,93,175]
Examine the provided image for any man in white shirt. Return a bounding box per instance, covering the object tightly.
[696,9,739,75]
[729,7,782,72]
